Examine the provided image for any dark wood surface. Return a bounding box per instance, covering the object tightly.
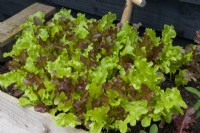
[0,0,199,40]
[133,0,200,40]
[180,0,200,5]
[50,0,200,40]
[0,0,36,17]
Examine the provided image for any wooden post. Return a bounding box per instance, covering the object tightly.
[120,0,146,24]
[131,0,146,7]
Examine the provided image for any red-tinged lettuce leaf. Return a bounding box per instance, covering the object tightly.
[34,103,47,113]
[173,108,197,133]
[184,44,200,82]
[134,28,163,62]
[195,30,200,44]
[193,45,200,62]
[0,9,191,133]
[187,61,200,80]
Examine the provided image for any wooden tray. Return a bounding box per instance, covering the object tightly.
[0,3,86,133]
[0,91,86,133]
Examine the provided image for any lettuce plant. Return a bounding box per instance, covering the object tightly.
[0,9,192,133]
[175,30,200,86]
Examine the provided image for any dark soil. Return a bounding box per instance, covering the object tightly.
[0,62,199,133]
[0,62,24,98]
[160,75,200,133]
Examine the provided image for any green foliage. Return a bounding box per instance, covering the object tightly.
[54,113,81,127]
[97,12,116,32]
[175,69,188,86]
[84,106,110,133]
[0,9,193,133]
[139,124,158,133]
[185,87,200,117]
[153,88,187,123]
[54,92,66,105]
[127,58,163,91]
[185,87,200,99]
[123,100,149,127]
[139,130,147,133]
[0,70,25,88]
[158,25,193,74]
[18,97,31,106]
[149,124,158,133]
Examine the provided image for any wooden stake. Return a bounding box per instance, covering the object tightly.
[131,0,146,7]
[120,0,146,24]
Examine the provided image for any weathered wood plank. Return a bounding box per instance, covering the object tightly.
[0,2,56,48]
[0,91,86,133]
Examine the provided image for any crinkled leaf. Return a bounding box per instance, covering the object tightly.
[54,113,81,127]
[18,97,31,106]
[128,58,163,91]
[54,92,66,105]
[175,70,188,86]
[84,106,110,133]
[146,28,160,46]
[0,70,25,88]
[97,12,116,32]
[57,101,72,112]
[38,29,49,41]
[114,120,128,133]
[84,106,110,123]
[74,14,89,39]
[154,88,187,123]
[124,100,148,126]
[89,122,104,133]
[52,9,73,22]
[106,89,121,107]
[141,116,151,127]
[162,25,176,46]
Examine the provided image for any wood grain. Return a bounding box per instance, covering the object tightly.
[0,2,56,48]
[0,91,87,133]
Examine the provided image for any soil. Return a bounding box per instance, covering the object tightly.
[0,62,24,98]
[0,61,200,133]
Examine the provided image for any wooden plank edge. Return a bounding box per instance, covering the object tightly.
[0,2,56,48]
[0,90,87,133]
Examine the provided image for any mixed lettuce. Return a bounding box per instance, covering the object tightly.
[0,9,193,133]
